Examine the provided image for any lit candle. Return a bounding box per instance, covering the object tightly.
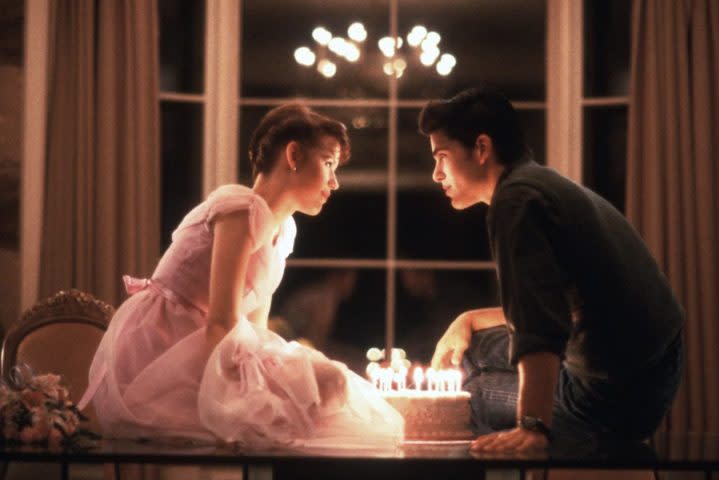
[426,368,436,392]
[371,369,380,389]
[393,370,404,391]
[413,367,424,392]
[382,368,393,392]
[454,370,463,392]
[366,362,380,389]
[397,366,408,391]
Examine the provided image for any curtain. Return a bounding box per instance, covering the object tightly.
[40,0,160,307]
[627,0,719,433]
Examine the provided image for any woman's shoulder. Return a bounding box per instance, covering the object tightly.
[207,184,260,205]
[205,184,272,220]
[171,184,274,248]
[206,184,275,247]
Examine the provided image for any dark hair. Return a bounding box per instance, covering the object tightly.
[248,103,351,178]
[418,87,529,166]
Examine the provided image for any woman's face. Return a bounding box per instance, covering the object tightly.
[292,135,341,216]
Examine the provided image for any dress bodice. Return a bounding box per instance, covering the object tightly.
[151,184,296,315]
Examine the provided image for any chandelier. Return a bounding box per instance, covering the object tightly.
[294,22,457,79]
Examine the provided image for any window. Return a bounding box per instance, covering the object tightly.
[157,0,629,373]
[158,0,205,247]
[582,0,631,212]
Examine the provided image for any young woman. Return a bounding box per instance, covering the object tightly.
[79,104,403,449]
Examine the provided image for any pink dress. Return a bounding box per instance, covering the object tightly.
[79,185,403,449]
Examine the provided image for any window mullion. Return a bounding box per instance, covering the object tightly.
[203,0,240,197]
[546,0,583,184]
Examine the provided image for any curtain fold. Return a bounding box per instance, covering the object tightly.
[41,0,160,307]
[627,0,719,433]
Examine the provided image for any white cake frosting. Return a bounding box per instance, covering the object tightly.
[381,391,474,441]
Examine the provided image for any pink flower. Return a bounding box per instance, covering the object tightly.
[32,374,65,401]
[20,390,44,409]
[1,369,87,445]
[48,427,64,448]
[19,426,39,444]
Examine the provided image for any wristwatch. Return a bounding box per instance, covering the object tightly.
[517,415,552,440]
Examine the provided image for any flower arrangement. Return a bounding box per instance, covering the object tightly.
[0,365,87,447]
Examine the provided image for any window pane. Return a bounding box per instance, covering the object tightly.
[584,0,631,97]
[394,269,499,364]
[159,0,205,93]
[241,0,390,98]
[397,191,491,260]
[0,65,21,250]
[583,106,627,212]
[397,0,546,100]
[161,102,204,248]
[294,191,387,258]
[239,106,388,258]
[270,267,386,374]
[520,108,546,165]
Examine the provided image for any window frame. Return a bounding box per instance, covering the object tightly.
[156,0,629,354]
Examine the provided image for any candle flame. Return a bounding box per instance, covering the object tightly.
[365,354,463,396]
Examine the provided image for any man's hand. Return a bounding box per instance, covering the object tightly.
[431,312,473,369]
[469,428,549,452]
[431,308,507,370]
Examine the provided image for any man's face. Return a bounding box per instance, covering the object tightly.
[429,131,483,209]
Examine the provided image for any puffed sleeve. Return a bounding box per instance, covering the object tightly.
[205,185,275,252]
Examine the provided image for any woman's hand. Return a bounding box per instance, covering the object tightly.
[205,323,229,351]
[312,359,348,409]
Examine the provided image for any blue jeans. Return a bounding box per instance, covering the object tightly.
[462,326,683,454]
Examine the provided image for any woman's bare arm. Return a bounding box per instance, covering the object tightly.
[206,211,254,347]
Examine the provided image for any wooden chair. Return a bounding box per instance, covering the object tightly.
[1,288,114,435]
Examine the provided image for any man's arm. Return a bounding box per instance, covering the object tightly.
[517,351,560,429]
[469,351,559,452]
[431,307,506,369]
[470,186,570,452]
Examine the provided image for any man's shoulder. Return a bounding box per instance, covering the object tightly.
[501,161,571,190]
[492,164,556,209]
[496,161,588,209]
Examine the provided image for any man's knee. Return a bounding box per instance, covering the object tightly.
[464,371,518,432]
[464,325,514,372]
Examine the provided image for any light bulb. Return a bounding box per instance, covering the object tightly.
[318,59,337,78]
[347,22,367,42]
[294,46,316,66]
[378,36,395,57]
[312,26,332,46]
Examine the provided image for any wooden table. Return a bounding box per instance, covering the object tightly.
[0,433,717,480]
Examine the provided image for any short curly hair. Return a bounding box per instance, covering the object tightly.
[418,86,530,166]
[248,104,351,178]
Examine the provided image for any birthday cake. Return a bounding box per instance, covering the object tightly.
[381,390,474,441]
[365,347,474,442]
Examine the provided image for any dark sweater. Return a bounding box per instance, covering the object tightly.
[487,159,684,380]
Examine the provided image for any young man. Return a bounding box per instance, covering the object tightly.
[420,87,684,453]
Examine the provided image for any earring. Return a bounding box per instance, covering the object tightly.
[292,166,297,172]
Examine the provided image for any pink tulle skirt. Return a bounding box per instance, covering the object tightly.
[84,288,404,450]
